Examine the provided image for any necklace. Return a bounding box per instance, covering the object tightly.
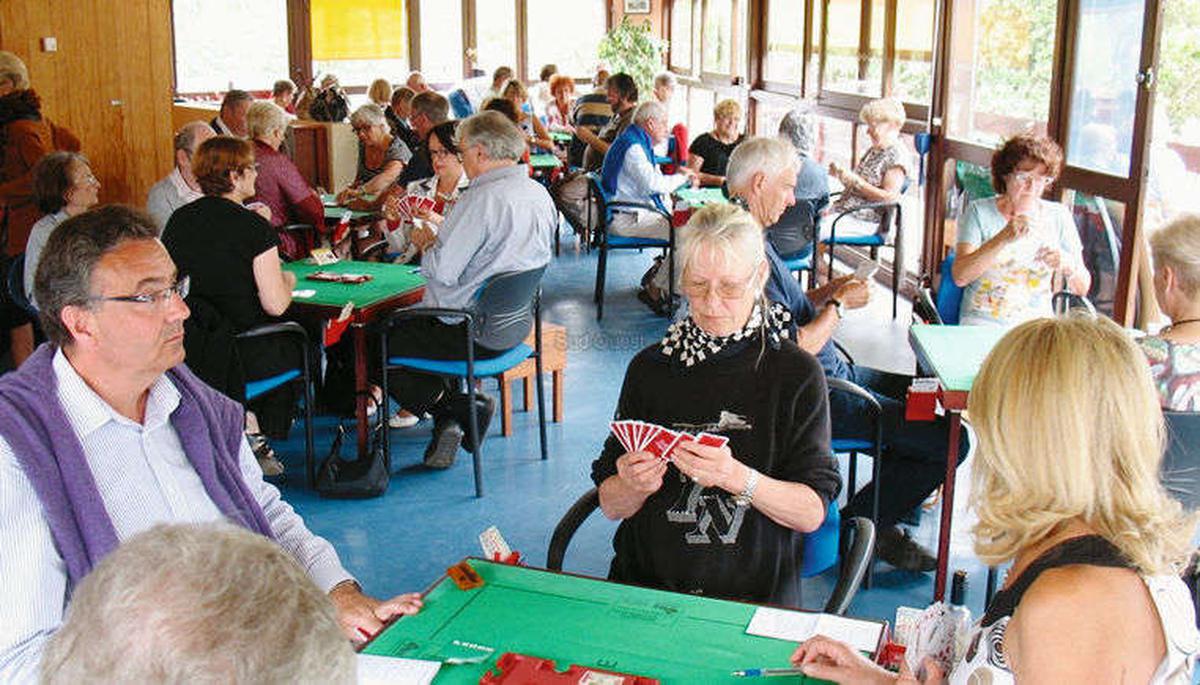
[1165,317,1200,331]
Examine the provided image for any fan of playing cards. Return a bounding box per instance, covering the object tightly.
[609,420,729,461]
[392,193,436,224]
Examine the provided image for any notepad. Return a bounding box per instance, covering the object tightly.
[356,654,441,685]
[745,607,884,654]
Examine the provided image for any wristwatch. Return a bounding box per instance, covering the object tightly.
[733,467,761,507]
[827,298,845,320]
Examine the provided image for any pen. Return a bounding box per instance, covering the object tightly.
[731,667,806,677]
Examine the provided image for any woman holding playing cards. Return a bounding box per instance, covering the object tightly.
[380,120,469,264]
[791,315,1198,683]
[951,134,1091,326]
[591,204,841,607]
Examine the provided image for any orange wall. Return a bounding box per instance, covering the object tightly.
[0,0,176,207]
[610,0,668,39]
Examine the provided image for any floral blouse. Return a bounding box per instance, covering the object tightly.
[830,141,912,223]
[1138,335,1200,411]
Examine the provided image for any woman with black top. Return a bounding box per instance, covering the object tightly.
[687,98,745,187]
[791,315,1198,683]
[162,136,298,476]
[591,204,841,606]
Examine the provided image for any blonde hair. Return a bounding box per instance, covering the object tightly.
[350,103,388,129]
[0,51,30,90]
[368,78,392,105]
[969,315,1195,574]
[1150,213,1200,299]
[501,78,527,101]
[858,97,905,126]
[246,101,289,139]
[677,204,766,288]
[713,98,742,121]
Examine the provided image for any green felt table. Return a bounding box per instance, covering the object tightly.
[550,131,572,143]
[285,260,425,314]
[674,187,729,206]
[908,324,1008,406]
[362,559,875,684]
[528,153,563,170]
[321,193,378,220]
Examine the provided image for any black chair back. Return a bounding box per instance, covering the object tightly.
[472,266,547,351]
[1163,410,1200,511]
[6,253,35,317]
[768,197,823,259]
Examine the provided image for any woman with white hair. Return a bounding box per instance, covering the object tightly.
[592,203,841,606]
[792,315,1198,683]
[337,103,411,204]
[772,107,831,259]
[247,101,325,260]
[1141,213,1200,410]
[824,97,912,238]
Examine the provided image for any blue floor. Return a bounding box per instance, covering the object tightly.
[270,233,997,623]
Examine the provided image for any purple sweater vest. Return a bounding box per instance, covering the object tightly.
[0,344,274,587]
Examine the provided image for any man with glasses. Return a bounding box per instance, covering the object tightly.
[0,206,422,681]
[146,121,215,230]
[395,91,451,187]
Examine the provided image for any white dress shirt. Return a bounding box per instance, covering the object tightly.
[0,350,352,682]
[145,167,203,230]
[608,143,688,240]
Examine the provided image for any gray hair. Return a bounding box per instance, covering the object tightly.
[725,136,799,195]
[349,102,388,129]
[778,106,817,157]
[40,523,355,685]
[34,205,161,348]
[1150,213,1200,298]
[654,72,676,89]
[677,204,766,287]
[0,51,30,90]
[456,111,527,162]
[246,100,289,139]
[173,120,213,154]
[220,89,253,110]
[632,100,667,127]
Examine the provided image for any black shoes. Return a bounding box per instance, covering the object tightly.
[422,392,496,468]
[423,419,463,469]
[876,525,937,572]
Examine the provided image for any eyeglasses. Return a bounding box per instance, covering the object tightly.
[74,172,100,187]
[89,275,190,309]
[682,271,758,300]
[1009,171,1055,187]
[429,147,458,159]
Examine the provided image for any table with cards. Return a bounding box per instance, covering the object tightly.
[361,558,885,684]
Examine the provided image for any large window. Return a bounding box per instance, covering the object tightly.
[670,0,695,71]
[475,0,517,78]
[893,0,935,103]
[311,0,408,88]
[173,0,288,94]
[1145,0,1200,229]
[764,0,805,86]
[702,0,735,75]
[418,0,463,83]
[822,0,882,96]
[527,0,607,79]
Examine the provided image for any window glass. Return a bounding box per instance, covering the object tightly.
[527,0,607,79]
[687,86,717,135]
[476,0,517,80]
[670,0,694,71]
[822,0,881,96]
[1145,0,1200,230]
[173,0,288,94]
[807,0,823,95]
[945,0,1057,145]
[1061,189,1124,318]
[418,0,463,83]
[753,95,799,138]
[702,0,734,74]
[311,0,408,88]
[765,0,804,85]
[893,0,934,104]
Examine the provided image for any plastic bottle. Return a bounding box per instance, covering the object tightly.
[948,570,973,664]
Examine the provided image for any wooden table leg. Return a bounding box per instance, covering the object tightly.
[354,323,369,459]
[934,411,962,601]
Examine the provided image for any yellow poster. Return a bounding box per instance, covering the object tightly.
[312,0,407,61]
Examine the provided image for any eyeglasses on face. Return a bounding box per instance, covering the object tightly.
[89,275,190,308]
[682,271,758,300]
[1009,171,1054,187]
[429,147,458,159]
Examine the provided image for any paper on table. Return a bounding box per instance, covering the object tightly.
[356,654,441,685]
[745,607,883,654]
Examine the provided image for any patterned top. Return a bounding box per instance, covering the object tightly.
[355,135,413,186]
[957,196,1084,326]
[1137,335,1200,411]
[830,141,912,222]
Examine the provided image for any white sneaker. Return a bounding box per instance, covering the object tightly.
[388,410,421,429]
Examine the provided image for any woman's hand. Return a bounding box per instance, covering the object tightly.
[1035,245,1063,272]
[381,191,405,223]
[671,440,739,491]
[790,636,897,685]
[414,206,444,226]
[336,186,361,206]
[409,223,437,252]
[828,161,845,183]
[615,451,668,495]
[998,214,1031,244]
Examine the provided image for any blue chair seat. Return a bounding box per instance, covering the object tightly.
[821,233,885,247]
[388,343,534,378]
[832,438,875,453]
[245,369,302,401]
[606,234,670,249]
[783,255,813,273]
[801,500,842,577]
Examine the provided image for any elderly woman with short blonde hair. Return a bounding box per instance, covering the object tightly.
[1141,213,1200,410]
[687,98,745,187]
[591,203,840,606]
[246,101,325,259]
[824,97,912,238]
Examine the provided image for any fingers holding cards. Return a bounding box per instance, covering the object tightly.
[672,435,735,489]
[615,451,667,494]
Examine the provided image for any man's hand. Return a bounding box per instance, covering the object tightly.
[615,451,668,495]
[328,582,422,644]
[833,278,871,310]
[409,223,437,252]
[671,440,740,491]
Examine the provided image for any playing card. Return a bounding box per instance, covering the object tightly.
[418,196,436,213]
[644,426,684,461]
[695,432,729,448]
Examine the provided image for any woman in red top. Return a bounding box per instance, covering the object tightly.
[246,101,325,260]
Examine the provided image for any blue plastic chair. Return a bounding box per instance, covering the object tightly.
[379,267,549,498]
[546,489,875,615]
[827,373,883,587]
[935,250,964,325]
[585,172,676,320]
[448,88,474,118]
[237,321,315,485]
[821,179,910,319]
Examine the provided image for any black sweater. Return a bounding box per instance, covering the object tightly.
[591,335,840,606]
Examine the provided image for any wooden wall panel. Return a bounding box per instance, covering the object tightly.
[0,0,175,208]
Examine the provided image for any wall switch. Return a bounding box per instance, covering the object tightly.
[41,37,57,52]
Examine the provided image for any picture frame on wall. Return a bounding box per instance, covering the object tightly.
[624,0,651,13]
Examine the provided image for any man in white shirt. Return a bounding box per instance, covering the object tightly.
[603,100,697,241]
[0,205,421,682]
[145,121,214,229]
[210,89,252,137]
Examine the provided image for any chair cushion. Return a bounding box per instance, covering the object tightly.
[388,344,534,378]
[832,438,875,453]
[822,234,886,247]
[783,255,812,272]
[606,235,670,249]
[245,369,302,401]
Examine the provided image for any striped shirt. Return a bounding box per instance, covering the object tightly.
[0,350,352,682]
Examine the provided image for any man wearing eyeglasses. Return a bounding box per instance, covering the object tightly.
[0,205,422,681]
[146,121,215,230]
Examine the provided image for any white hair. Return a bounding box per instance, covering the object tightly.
[456,111,527,162]
[0,51,30,90]
[40,523,355,685]
[778,106,817,157]
[350,102,388,128]
[1151,213,1200,298]
[246,101,289,140]
[654,72,677,89]
[677,204,767,286]
[633,100,668,127]
[725,136,799,195]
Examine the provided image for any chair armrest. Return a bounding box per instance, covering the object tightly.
[607,200,672,221]
[380,306,474,331]
[546,488,601,571]
[832,340,856,366]
[236,320,309,343]
[826,377,881,417]
[823,517,876,616]
[280,223,316,233]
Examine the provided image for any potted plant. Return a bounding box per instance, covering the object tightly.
[597,17,667,98]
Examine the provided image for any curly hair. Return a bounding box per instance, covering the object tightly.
[193,136,254,196]
[991,133,1063,195]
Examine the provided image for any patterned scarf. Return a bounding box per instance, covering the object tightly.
[660,300,792,368]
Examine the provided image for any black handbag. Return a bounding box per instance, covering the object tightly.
[315,422,390,498]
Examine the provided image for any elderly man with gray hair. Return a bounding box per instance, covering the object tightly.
[728,137,970,573]
[40,522,356,684]
[771,106,830,259]
[386,111,556,468]
[145,120,215,229]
